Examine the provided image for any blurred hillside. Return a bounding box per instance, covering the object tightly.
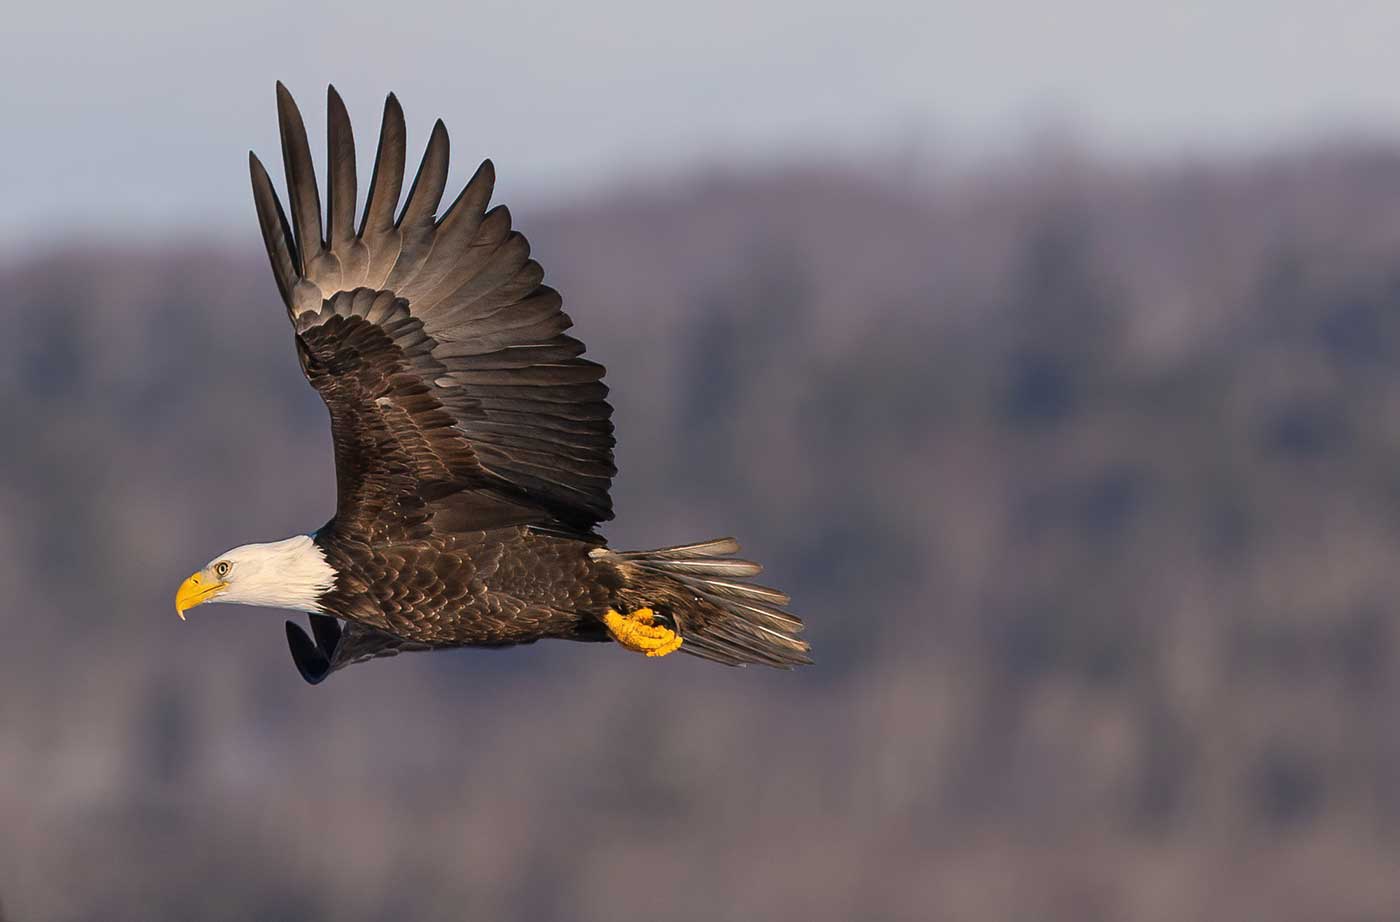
[6,147,1400,920]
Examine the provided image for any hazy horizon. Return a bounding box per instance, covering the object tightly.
[7,1,1400,245]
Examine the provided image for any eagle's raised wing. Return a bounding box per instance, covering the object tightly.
[251,84,614,541]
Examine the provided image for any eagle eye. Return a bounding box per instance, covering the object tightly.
[214,561,231,578]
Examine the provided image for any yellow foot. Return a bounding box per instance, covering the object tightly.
[604,607,683,658]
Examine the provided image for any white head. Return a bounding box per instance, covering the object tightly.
[175,535,337,618]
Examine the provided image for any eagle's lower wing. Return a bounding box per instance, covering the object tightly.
[285,614,439,685]
[250,84,614,539]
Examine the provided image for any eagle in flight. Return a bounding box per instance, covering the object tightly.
[174,85,810,683]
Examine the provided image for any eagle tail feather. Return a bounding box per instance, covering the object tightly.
[603,539,812,669]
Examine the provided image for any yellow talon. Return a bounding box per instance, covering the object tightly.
[604,607,683,658]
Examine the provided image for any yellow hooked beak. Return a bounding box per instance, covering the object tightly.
[175,571,226,620]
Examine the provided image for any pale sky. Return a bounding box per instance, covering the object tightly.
[4,0,1400,244]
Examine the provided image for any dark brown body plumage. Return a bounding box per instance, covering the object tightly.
[315,528,618,646]
[254,85,810,683]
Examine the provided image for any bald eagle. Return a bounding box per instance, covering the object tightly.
[174,85,810,683]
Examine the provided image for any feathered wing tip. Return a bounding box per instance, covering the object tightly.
[613,539,812,669]
[285,614,437,685]
[252,83,495,305]
[286,615,340,684]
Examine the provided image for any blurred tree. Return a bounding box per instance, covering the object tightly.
[999,204,1122,428]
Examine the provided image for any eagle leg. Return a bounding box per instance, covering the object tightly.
[603,607,683,658]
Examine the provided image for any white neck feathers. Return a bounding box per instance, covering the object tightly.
[217,535,337,612]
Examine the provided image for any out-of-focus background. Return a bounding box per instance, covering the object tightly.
[6,3,1400,920]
